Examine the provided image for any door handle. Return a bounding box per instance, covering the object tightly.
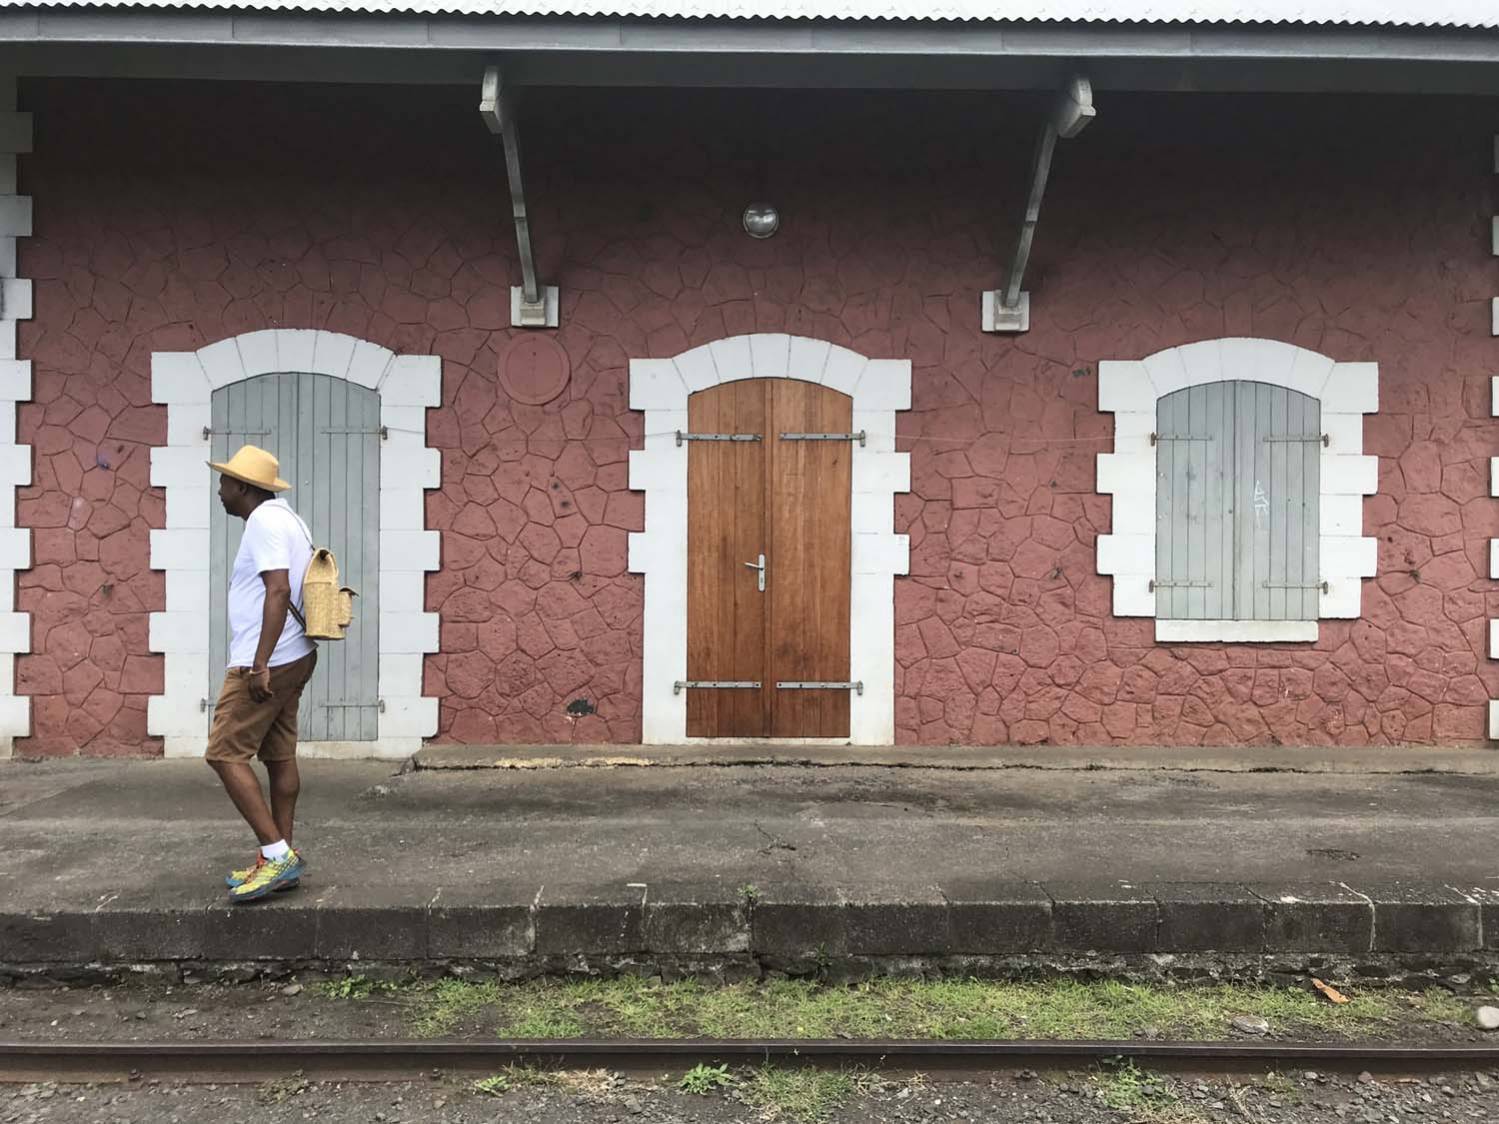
[744,553,765,593]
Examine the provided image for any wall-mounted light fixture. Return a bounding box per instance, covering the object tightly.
[742,203,779,239]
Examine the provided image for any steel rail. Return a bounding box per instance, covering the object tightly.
[4,1038,1498,1084]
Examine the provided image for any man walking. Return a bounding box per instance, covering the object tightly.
[205,445,317,903]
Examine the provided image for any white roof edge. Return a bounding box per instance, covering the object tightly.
[2,0,1497,32]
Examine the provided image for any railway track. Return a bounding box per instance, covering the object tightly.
[3,1038,1497,1084]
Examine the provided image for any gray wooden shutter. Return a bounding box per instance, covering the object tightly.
[1155,381,1319,623]
[210,372,382,740]
[1234,381,1321,622]
[1155,382,1234,620]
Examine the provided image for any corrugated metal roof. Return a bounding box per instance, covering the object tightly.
[6,0,1499,29]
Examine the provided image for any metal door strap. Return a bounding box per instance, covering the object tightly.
[675,432,762,446]
[779,432,867,446]
[673,680,762,694]
[1261,581,1329,591]
[776,681,864,695]
[1149,581,1213,590]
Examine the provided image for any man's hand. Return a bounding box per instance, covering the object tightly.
[248,666,273,703]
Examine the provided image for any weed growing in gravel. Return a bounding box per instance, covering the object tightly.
[1260,1070,1304,1103]
[679,1062,738,1095]
[398,976,1469,1042]
[741,1065,874,1123]
[469,1065,621,1098]
[255,1075,310,1105]
[471,1073,512,1097]
[470,1065,554,1097]
[1092,1059,1198,1123]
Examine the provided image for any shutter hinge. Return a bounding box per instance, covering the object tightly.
[319,426,388,438]
[1150,432,1218,445]
[202,428,271,440]
[1262,433,1330,446]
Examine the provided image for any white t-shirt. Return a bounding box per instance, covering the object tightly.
[227,498,316,669]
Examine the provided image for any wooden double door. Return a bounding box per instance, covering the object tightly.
[686,378,853,738]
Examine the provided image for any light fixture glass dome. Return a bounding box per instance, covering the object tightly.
[742,203,779,239]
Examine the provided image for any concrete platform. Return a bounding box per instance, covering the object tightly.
[2,752,1498,978]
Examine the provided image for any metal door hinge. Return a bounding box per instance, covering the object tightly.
[776,681,865,695]
[320,426,389,439]
[675,431,762,446]
[202,428,270,440]
[1151,433,1216,445]
[1262,433,1330,446]
[1261,581,1329,592]
[199,697,209,712]
[1149,580,1213,591]
[673,680,762,694]
[779,431,867,446]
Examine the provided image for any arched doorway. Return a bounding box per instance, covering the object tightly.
[627,334,912,745]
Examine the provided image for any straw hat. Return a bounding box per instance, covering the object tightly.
[208,445,291,493]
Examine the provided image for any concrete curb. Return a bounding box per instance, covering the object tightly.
[4,880,1497,969]
[412,744,1499,775]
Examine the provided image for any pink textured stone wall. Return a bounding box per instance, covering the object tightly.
[14,81,1499,754]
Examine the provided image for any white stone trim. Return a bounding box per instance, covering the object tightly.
[1155,620,1319,644]
[628,335,910,745]
[0,78,30,758]
[148,330,442,759]
[1490,372,1499,740]
[1095,338,1378,643]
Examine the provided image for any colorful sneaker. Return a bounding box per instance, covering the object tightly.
[224,855,301,891]
[228,851,305,903]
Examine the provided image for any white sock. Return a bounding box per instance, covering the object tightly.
[260,840,292,861]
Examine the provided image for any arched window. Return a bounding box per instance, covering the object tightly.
[1097,339,1377,644]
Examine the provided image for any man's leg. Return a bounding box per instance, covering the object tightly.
[208,760,281,844]
[266,758,300,845]
[258,652,316,849]
[206,669,285,847]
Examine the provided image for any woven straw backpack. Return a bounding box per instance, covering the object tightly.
[292,548,357,641]
[285,511,358,641]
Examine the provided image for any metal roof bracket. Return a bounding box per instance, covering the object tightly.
[480,65,559,329]
[982,74,1095,334]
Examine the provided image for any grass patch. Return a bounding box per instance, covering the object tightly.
[740,1065,872,1123]
[400,975,1469,1043]
[1092,1059,1199,1123]
[409,978,501,1037]
[315,975,402,1001]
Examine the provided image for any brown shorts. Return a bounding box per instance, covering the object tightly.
[205,651,318,764]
